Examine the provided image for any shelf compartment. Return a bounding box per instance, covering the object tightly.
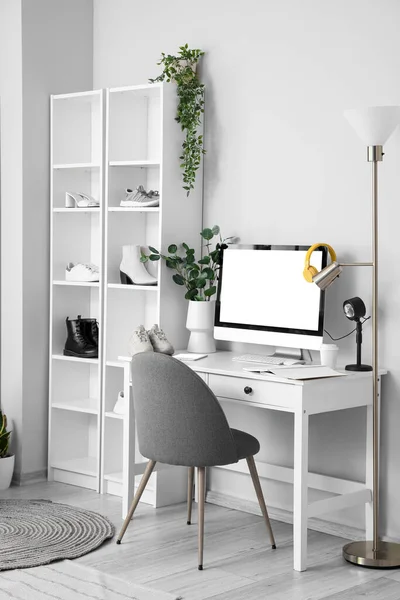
[53,280,100,287]
[51,456,97,476]
[105,411,124,420]
[109,160,160,168]
[107,283,159,291]
[52,398,98,414]
[108,88,161,164]
[104,471,123,483]
[53,207,101,213]
[52,354,99,365]
[108,207,159,213]
[53,163,100,170]
[106,360,125,368]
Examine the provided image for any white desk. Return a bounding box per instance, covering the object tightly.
[120,351,383,572]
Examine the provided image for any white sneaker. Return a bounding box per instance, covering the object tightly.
[120,186,160,208]
[65,263,100,282]
[129,325,154,356]
[148,324,174,355]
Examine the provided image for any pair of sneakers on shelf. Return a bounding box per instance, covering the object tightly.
[120,186,160,208]
[129,325,174,357]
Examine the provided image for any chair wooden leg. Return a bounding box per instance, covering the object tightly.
[197,466,205,570]
[116,460,156,544]
[246,455,276,549]
[187,467,195,525]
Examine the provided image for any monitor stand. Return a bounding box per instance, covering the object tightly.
[272,347,312,364]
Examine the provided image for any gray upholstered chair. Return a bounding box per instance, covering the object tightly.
[116,352,276,570]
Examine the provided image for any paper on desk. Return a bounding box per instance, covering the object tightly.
[243,365,345,380]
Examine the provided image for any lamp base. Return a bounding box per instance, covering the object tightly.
[345,364,373,372]
[343,541,400,568]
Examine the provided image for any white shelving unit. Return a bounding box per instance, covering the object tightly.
[49,84,203,511]
[49,89,104,492]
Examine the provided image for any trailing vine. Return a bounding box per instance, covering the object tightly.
[150,45,205,196]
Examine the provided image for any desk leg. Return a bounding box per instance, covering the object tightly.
[293,409,309,572]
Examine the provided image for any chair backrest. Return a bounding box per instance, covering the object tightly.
[130,352,238,467]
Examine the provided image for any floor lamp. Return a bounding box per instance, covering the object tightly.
[308,106,400,567]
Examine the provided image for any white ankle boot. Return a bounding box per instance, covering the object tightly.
[120,245,158,286]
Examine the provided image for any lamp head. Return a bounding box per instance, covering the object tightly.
[343,297,366,322]
[312,262,343,290]
[344,106,400,146]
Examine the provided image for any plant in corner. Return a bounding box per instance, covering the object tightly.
[149,44,205,196]
[141,225,232,301]
[0,409,14,490]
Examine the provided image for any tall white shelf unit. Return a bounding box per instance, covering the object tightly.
[49,90,104,491]
[49,84,203,509]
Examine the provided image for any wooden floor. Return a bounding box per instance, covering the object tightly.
[3,481,400,599]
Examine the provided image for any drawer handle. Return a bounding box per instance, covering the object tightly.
[244,386,253,395]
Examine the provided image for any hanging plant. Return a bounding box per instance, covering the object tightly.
[149,45,205,196]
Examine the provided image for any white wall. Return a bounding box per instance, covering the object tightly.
[93,0,400,539]
[0,0,93,482]
[0,0,24,475]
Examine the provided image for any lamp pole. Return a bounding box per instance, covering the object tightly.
[342,145,400,567]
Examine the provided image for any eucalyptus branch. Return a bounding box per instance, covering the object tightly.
[141,226,232,301]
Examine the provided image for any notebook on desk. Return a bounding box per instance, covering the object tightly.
[243,365,345,380]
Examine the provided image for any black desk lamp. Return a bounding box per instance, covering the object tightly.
[343,297,372,372]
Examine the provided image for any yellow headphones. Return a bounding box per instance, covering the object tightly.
[303,243,337,283]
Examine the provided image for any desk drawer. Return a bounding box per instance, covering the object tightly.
[208,373,298,408]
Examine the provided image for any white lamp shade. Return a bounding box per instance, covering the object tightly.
[344,106,400,145]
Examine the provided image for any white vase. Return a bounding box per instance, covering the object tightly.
[186,300,216,353]
[0,454,15,490]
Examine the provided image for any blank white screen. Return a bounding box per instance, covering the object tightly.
[219,248,323,331]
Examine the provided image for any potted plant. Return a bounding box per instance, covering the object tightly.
[142,226,233,352]
[149,44,205,196]
[0,410,14,490]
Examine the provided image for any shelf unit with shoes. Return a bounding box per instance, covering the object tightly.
[102,83,203,513]
[49,83,203,509]
[49,90,104,491]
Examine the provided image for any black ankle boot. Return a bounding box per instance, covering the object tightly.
[77,315,99,348]
[63,317,98,358]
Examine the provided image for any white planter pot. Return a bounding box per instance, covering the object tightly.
[186,300,216,353]
[0,454,15,490]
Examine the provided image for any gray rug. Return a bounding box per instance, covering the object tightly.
[0,499,114,571]
[0,560,181,599]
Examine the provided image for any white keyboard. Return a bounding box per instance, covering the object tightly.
[232,354,303,366]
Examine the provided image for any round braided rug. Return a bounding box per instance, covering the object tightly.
[0,499,115,571]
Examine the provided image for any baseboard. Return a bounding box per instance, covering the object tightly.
[206,490,365,542]
[12,469,47,486]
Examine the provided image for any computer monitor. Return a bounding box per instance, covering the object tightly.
[214,245,327,351]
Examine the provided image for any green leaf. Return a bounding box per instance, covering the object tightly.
[198,256,210,265]
[140,255,148,263]
[172,274,185,285]
[185,288,198,300]
[182,242,189,251]
[201,228,213,240]
[166,259,176,269]
[168,244,177,254]
[149,254,160,261]
[186,254,195,265]
[196,278,207,288]
[212,225,220,235]
[204,286,217,297]
[203,268,215,280]
[148,246,159,254]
